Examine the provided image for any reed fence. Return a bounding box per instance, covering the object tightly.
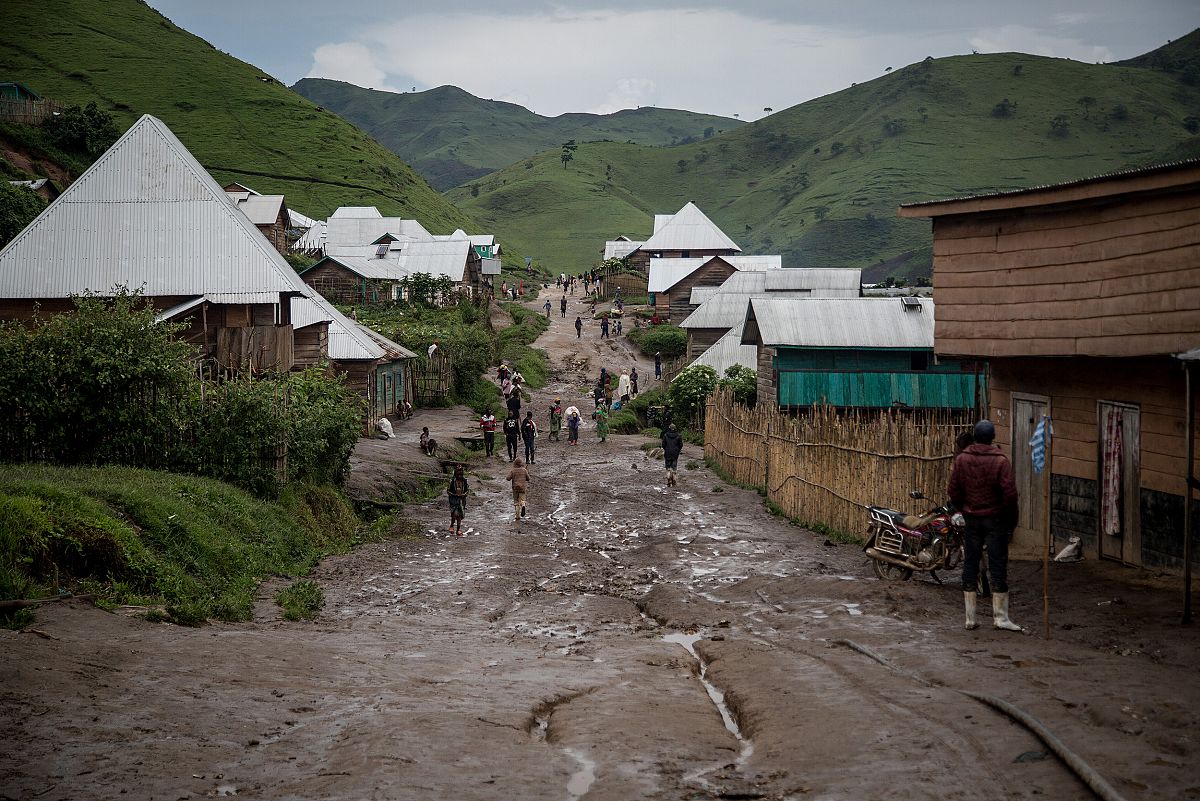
[412,349,453,404]
[704,387,974,537]
[0,97,64,125]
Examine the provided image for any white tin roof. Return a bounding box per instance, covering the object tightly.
[747,297,935,349]
[399,239,473,281]
[288,208,319,229]
[325,216,433,250]
[293,221,326,251]
[226,192,286,226]
[0,114,305,299]
[691,324,757,377]
[640,202,740,253]
[647,254,778,293]
[330,206,383,218]
[603,239,644,259]
[309,254,410,281]
[689,267,861,304]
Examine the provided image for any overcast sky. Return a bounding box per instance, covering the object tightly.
[148,1,1197,120]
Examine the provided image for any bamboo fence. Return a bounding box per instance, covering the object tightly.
[704,387,974,537]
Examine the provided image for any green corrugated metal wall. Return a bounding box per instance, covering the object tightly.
[774,347,978,409]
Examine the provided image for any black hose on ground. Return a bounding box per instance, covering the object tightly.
[829,638,1130,801]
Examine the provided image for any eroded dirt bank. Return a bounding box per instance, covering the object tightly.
[2,289,1198,801]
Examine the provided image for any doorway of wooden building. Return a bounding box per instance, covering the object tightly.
[1011,394,1050,556]
[1098,401,1141,565]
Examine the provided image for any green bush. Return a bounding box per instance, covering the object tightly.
[669,365,719,420]
[608,409,641,434]
[277,579,324,621]
[719,365,757,406]
[40,102,120,158]
[628,324,687,358]
[0,182,46,249]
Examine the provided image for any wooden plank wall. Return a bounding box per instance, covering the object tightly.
[686,327,726,360]
[932,188,1200,357]
[987,355,1197,498]
[756,344,775,405]
[667,262,735,322]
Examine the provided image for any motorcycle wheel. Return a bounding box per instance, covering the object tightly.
[871,557,913,582]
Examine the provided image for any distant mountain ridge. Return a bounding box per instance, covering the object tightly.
[446,32,1200,279]
[291,79,745,190]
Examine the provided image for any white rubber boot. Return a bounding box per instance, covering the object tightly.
[963,591,978,630]
[992,592,1023,631]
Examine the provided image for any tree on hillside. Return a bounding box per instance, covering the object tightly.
[763,107,773,114]
[992,98,1016,118]
[704,127,715,139]
[677,159,689,173]
[1050,115,1071,138]
[830,141,845,156]
[1077,96,1097,119]
[560,139,577,167]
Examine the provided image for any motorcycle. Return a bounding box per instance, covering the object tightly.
[863,490,990,595]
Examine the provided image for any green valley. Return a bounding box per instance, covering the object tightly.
[291,79,745,191]
[447,38,1200,280]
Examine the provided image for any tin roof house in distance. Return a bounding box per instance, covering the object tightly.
[611,201,741,274]
[899,160,1200,570]
[0,114,415,427]
[740,297,980,411]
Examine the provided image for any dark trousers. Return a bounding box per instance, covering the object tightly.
[505,436,518,460]
[962,514,1010,593]
[483,431,495,455]
[523,437,535,463]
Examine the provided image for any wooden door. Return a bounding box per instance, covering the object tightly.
[1012,395,1049,556]
[1098,402,1141,564]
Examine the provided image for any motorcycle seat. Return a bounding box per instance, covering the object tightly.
[869,507,908,526]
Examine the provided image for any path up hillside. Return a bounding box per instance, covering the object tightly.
[1,0,475,230]
[449,43,1200,279]
[292,79,745,191]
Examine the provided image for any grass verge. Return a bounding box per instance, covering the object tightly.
[0,465,369,627]
[276,580,324,621]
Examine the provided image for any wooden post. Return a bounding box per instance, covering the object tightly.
[1042,416,1052,640]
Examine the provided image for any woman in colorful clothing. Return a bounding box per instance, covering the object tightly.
[548,399,563,442]
[594,402,610,443]
[565,406,581,446]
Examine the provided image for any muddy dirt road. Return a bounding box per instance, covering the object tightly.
[3,290,1199,801]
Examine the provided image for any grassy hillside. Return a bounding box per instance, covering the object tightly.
[0,0,474,230]
[449,45,1200,279]
[292,79,745,191]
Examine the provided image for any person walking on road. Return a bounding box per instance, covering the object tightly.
[446,464,469,536]
[506,457,530,521]
[654,351,662,380]
[566,405,581,446]
[560,296,568,318]
[521,411,538,464]
[617,370,631,404]
[548,399,563,442]
[600,316,610,339]
[503,411,521,461]
[543,299,552,319]
[948,419,1022,632]
[480,409,497,456]
[574,316,583,338]
[661,424,684,486]
[630,367,639,398]
[506,387,522,419]
[594,402,610,443]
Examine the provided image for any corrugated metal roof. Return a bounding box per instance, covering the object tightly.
[748,297,934,349]
[155,295,206,322]
[205,291,290,304]
[653,214,674,233]
[640,202,740,253]
[293,221,326,251]
[289,209,318,229]
[227,193,286,226]
[691,324,757,377]
[399,239,472,281]
[603,239,643,259]
[308,255,409,281]
[356,322,417,360]
[690,286,720,304]
[9,178,49,190]
[291,294,399,362]
[690,268,862,300]
[330,206,382,218]
[0,115,308,299]
[647,254,780,293]
[325,216,433,250]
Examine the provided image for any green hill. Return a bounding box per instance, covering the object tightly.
[0,0,473,231]
[291,79,745,191]
[448,43,1200,279]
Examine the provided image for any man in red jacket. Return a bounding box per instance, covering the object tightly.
[948,419,1022,632]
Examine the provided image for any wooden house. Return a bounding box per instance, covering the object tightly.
[680,268,862,361]
[300,254,408,305]
[648,255,780,322]
[623,201,740,273]
[741,297,979,410]
[301,239,482,304]
[0,114,317,374]
[899,160,1200,569]
[224,185,291,256]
